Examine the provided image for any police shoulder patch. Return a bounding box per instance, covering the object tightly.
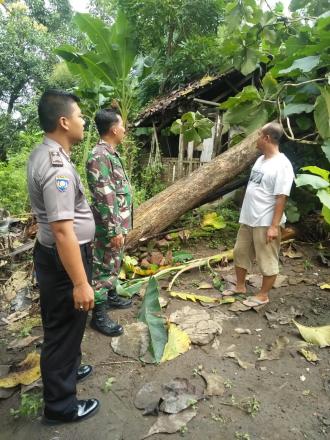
[55,176,69,192]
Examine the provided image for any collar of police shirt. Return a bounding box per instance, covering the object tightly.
[43,136,73,164]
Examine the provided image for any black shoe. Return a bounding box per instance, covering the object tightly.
[77,365,92,382]
[106,290,132,309]
[90,303,124,337]
[42,398,99,425]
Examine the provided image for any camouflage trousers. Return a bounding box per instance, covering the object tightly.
[93,227,124,304]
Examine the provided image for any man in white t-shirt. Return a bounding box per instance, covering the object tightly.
[223,122,294,307]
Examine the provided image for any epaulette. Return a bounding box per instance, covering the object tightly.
[49,148,63,167]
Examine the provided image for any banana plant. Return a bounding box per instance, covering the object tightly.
[55,11,145,126]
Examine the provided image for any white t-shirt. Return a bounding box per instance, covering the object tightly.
[239,153,294,227]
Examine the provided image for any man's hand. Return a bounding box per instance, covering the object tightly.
[266,225,279,243]
[111,233,124,249]
[73,282,95,311]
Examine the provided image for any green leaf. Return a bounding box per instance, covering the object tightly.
[183,127,201,144]
[182,112,196,124]
[301,166,329,182]
[172,251,193,263]
[285,200,300,223]
[321,140,330,162]
[195,118,213,140]
[201,212,227,230]
[241,47,259,76]
[117,281,143,298]
[170,119,183,135]
[279,56,321,74]
[317,189,330,209]
[314,87,330,140]
[322,205,330,224]
[322,205,330,225]
[137,277,167,363]
[283,103,314,118]
[295,174,329,190]
[262,72,279,98]
[220,86,260,110]
[296,115,313,131]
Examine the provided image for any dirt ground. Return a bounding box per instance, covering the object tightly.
[0,241,329,440]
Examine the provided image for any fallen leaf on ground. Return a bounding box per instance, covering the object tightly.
[111,322,149,360]
[199,371,225,396]
[1,271,29,302]
[8,316,42,333]
[234,328,252,335]
[265,307,302,325]
[137,277,167,363]
[2,309,30,325]
[320,284,330,290]
[224,352,254,369]
[7,335,41,350]
[201,212,226,230]
[258,336,290,361]
[298,347,320,363]
[21,378,43,394]
[282,244,303,259]
[293,320,330,348]
[161,324,191,362]
[0,352,40,388]
[142,408,196,438]
[134,382,162,413]
[197,282,213,290]
[169,306,222,345]
[159,378,201,414]
[170,291,220,303]
[0,366,18,399]
[229,302,251,313]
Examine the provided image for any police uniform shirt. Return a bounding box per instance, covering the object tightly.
[27,137,95,247]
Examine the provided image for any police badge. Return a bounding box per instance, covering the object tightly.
[55,176,69,192]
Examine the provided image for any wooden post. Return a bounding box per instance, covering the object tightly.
[177,133,184,179]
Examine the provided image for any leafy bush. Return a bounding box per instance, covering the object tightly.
[0,131,41,215]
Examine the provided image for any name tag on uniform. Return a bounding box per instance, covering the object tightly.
[55,176,69,192]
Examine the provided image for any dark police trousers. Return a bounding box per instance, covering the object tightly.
[34,241,92,414]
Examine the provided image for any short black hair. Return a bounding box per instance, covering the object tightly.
[262,122,283,144]
[38,89,80,133]
[95,108,120,136]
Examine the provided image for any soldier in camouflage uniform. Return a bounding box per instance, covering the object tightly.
[86,109,132,336]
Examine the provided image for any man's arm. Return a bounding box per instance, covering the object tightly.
[50,220,94,311]
[266,194,287,243]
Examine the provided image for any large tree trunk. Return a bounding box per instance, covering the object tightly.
[126,128,261,249]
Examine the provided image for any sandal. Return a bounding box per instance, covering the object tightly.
[222,289,247,297]
[242,296,269,307]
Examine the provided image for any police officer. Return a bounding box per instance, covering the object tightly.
[86,109,132,336]
[27,90,99,424]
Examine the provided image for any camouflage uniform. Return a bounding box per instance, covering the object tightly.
[86,140,132,304]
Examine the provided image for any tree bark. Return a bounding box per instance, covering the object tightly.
[126,127,261,249]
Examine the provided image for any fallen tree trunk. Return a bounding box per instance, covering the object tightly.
[126,128,261,249]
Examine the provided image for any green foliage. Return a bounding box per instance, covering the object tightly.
[137,277,167,363]
[10,392,43,419]
[0,131,41,215]
[56,11,144,124]
[296,163,330,224]
[0,1,73,115]
[171,111,214,144]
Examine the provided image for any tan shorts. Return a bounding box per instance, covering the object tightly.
[233,224,281,276]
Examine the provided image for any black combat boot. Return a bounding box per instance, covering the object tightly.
[106,289,132,310]
[90,303,123,336]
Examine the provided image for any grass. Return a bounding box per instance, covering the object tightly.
[10,392,43,419]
